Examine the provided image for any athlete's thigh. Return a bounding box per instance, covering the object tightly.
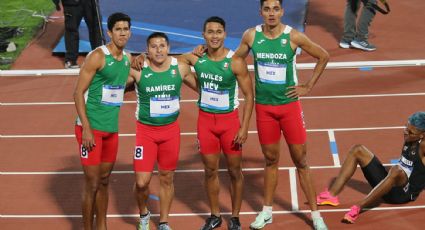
[279,101,306,145]
[198,111,221,154]
[100,132,119,163]
[75,125,103,166]
[157,123,180,171]
[134,123,158,172]
[360,155,388,188]
[220,114,241,155]
[256,104,281,145]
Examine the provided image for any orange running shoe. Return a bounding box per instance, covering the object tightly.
[316,189,340,206]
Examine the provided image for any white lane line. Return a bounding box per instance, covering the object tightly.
[0,126,405,139]
[2,205,425,218]
[2,92,425,106]
[289,168,299,211]
[0,163,397,175]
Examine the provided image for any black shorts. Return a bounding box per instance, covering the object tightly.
[361,156,411,204]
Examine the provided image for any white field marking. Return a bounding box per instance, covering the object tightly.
[2,92,425,106]
[289,168,299,211]
[1,163,397,175]
[327,130,341,167]
[2,205,425,218]
[1,59,425,76]
[0,126,406,139]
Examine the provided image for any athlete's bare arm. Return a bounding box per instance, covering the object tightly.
[177,52,199,66]
[286,29,329,98]
[73,48,105,151]
[235,28,256,58]
[178,61,198,92]
[131,52,147,71]
[231,56,254,145]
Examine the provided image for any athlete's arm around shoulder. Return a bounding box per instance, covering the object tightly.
[235,27,256,58]
[177,52,199,66]
[178,60,198,92]
[231,55,254,144]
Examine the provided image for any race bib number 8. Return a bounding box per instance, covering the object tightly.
[200,88,230,110]
[134,146,143,160]
[257,61,286,84]
[150,96,180,117]
[80,145,89,159]
[101,85,124,106]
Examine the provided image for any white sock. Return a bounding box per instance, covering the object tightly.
[262,206,273,215]
[311,210,321,219]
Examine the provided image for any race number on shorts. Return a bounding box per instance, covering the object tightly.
[134,146,143,160]
[80,145,89,159]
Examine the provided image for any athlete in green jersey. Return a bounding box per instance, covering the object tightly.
[74,13,132,230]
[179,16,254,230]
[235,1,330,229]
[128,32,196,230]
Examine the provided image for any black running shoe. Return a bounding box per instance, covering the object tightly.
[228,217,241,230]
[200,215,222,230]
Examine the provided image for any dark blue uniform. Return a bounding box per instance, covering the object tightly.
[361,140,425,203]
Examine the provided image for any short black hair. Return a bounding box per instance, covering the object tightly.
[147,32,169,45]
[107,12,131,31]
[260,0,283,7]
[203,16,226,32]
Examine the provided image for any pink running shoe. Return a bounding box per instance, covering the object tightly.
[342,205,361,224]
[316,189,340,206]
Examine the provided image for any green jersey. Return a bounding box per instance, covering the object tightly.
[135,57,182,126]
[76,45,130,132]
[251,25,298,105]
[194,50,239,113]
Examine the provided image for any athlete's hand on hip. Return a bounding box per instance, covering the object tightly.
[286,85,311,98]
[131,53,146,71]
[82,127,96,151]
[233,128,248,145]
[192,44,207,57]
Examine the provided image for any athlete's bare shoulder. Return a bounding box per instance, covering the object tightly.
[241,27,256,46]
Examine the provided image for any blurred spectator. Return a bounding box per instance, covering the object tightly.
[53,0,104,68]
[339,0,377,51]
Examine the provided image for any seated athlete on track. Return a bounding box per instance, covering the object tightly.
[316,111,425,224]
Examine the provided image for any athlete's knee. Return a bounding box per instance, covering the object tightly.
[135,177,150,191]
[264,151,279,166]
[204,166,219,180]
[227,166,243,181]
[293,156,308,169]
[159,171,174,187]
[99,174,111,187]
[85,178,101,194]
[350,144,368,157]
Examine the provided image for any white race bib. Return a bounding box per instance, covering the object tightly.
[150,96,180,117]
[101,85,124,106]
[257,61,286,84]
[398,156,413,178]
[200,88,230,110]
